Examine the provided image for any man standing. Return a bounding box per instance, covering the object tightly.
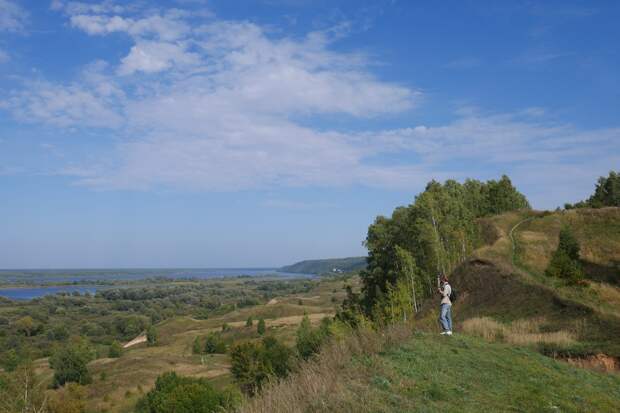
[438,275,452,335]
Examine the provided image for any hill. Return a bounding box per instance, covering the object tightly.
[414,207,620,358]
[241,328,620,412]
[279,256,367,275]
[245,207,620,412]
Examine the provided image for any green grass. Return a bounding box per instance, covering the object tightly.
[365,332,620,413]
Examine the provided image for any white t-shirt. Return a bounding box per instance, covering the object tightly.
[440,283,452,305]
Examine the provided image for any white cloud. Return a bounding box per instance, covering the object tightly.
[118,41,200,75]
[0,0,27,32]
[3,4,618,209]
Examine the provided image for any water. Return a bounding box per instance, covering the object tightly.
[0,285,104,300]
[0,268,312,300]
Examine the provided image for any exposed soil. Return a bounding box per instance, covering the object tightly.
[562,353,619,373]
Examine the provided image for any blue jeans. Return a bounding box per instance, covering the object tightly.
[439,304,452,332]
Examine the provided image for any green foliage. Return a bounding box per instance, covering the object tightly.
[222,323,230,332]
[48,383,87,413]
[13,316,38,337]
[192,336,202,355]
[0,349,21,372]
[280,256,367,275]
[49,342,94,387]
[566,171,620,209]
[257,318,266,335]
[361,175,530,317]
[108,340,122,358]
[295,315,332,360]
[204,332,226,354]
[135,371,239,413]
[246,316,253,327]
[230,336,292,395]
[146,325,158,347]
[545,227,584,284]
[0,364,48,413]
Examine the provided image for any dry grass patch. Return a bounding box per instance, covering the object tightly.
[238,323,414,413]
[462,317,576,346]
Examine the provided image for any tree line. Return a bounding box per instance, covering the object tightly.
[359,175,530,323]
[565,171,620,209]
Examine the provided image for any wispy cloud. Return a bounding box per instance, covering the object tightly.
[1,1,618,209]
[0,0,27,32]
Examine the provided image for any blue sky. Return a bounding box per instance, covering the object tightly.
[0,0,619,268]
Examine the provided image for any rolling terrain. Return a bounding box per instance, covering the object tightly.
[246,208,620,412]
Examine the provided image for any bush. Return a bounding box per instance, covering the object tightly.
[546,227,584,284]
[296,315,332,360]
[108,341,122,358]
[147,325,158,347]
[257,318,266,336]
[204,333,226,354]
[49,343,93,387]
[135,371,239,413]
[192,337,202,355]
[48,383,87,413]
[230,337,292,395]
[246,316,253,327]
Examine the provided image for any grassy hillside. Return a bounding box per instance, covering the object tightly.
[419,207,620,358]
[242,207,620,412]
[280,257,367,275]
[241,328,620,413]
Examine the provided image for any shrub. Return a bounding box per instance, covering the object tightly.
[192,337,202,355]
[135,371,239,413]
[108,341,122,358]
[48,383,87,413]
[204,332,226,354]
[296,315,332,360]
[257,318,266,336]
[546,227,583,284]
[230,337,292,395]
[49,343,93,387]
[246,316,253,327]
[146,325,158,347]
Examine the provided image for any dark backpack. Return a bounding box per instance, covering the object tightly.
[449,287,458,302]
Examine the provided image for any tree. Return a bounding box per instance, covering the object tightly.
[14,316,36,337]
[135,372,239,413]
[565,171,620,209]
[108,341,122,358]
[360,175,530,319]
[558,227,580,261]
[49,344,93,387]
[546,227,583,284]
[0,349,21,372]
[146,325,158,347]
[245,316,253,327]
[588,171,620,207]
[256,318,266,335]
[0,364,48,413]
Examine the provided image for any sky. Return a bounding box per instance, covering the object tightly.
[0,0,619,268]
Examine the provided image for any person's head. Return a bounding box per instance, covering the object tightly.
[440,275,449,284]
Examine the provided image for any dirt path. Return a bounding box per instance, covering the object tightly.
[509,216,535,267]
[123,334,147,348]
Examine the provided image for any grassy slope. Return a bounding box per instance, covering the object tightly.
[71,276,353,412]
[242,208,620,412]
[428,208,620,358]
[241,329,620,413]
[366,333,620,413]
